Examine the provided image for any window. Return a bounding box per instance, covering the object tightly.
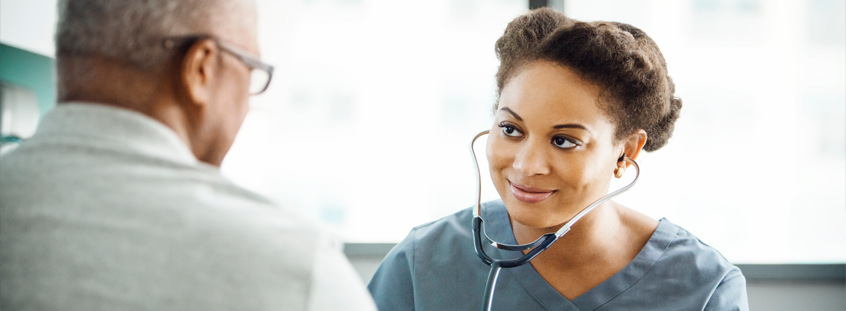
[223,0,527,242]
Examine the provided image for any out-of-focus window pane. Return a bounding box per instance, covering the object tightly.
[223,0,525,242]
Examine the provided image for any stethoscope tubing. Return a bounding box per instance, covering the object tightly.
[469,130,641,311]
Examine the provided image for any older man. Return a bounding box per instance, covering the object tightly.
[0,1,376,310]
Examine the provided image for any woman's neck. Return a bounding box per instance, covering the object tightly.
[511,201,622,266]
[509,201,658,300]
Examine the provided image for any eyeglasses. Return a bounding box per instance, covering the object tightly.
[163,36,274,95]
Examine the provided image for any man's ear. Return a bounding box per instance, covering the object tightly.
[620,129,648,168]
[180,39,220,107]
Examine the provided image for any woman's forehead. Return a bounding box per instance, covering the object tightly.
[498,62,611,128]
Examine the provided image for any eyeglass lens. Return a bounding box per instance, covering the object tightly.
[249,69,271,95]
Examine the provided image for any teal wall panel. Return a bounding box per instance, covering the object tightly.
[0,43,56,117]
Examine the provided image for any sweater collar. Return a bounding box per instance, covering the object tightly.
[33,103,199,165]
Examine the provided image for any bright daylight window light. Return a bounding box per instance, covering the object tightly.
[220,0,845,265]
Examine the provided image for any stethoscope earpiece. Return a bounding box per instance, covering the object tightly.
[615,153,628,178]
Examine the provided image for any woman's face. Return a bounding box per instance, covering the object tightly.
[487,61,623,230]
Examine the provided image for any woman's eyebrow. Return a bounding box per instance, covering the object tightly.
[553,124,588,131]
[501,106,589,132]
[499,107,522,121]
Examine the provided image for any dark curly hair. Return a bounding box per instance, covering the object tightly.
[494,8,682,152]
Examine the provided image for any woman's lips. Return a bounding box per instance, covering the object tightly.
[509,182,556,204]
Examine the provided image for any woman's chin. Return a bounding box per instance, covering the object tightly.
[503,200,569,230]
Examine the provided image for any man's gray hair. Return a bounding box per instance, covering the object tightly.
[56,0,227,70]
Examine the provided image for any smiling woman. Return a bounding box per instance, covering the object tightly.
[489,62,640,232]
[367,8,748,311]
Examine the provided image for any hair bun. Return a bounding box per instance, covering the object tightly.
[644,95,682,152]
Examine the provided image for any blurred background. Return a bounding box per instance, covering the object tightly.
[1,0,844,309]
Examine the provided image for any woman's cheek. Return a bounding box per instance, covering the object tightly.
[574,153,612,194]
[486,135,508,171]
[486,136,513,194]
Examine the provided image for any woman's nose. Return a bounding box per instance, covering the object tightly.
[512,140,551,176]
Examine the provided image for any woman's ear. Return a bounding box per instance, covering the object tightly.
[620,129,648,168]
[180,39,220,108]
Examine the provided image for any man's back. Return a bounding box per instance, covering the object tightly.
[1,104,375,310]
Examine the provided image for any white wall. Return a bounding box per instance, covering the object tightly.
[745,279,845,311]
[0,0,56,56]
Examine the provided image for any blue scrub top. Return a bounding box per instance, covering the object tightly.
[368,200,749,311]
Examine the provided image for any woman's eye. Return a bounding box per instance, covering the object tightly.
[501,125,521,137]
[552,137,578,149]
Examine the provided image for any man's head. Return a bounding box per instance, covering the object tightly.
[55,0,262,166]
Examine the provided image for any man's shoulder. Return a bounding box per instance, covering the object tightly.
[0,167,337,311]
[0,134,324,246]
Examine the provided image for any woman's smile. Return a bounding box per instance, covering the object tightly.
[509,181,556,204]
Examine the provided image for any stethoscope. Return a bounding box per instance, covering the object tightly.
[469,130,641,311]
